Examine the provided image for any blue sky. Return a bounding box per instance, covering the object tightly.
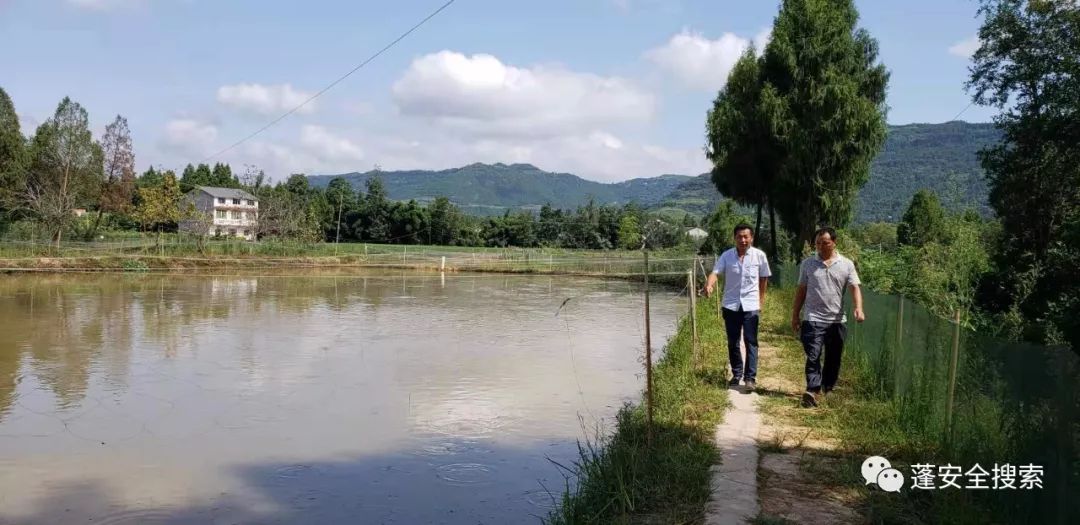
[1,0,994,182]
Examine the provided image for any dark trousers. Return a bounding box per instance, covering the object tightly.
[800,321,847,393]
[722,307,759,381]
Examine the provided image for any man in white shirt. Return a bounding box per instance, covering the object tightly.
[705,224,772,390]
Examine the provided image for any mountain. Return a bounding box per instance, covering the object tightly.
[309,121,999,222]
[858,121,1000,222]
[307,163,690,215]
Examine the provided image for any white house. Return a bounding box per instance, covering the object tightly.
[686,227,708,241]
[181,186,259,240]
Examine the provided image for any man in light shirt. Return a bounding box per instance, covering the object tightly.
[705,224,771,391]
[791,227,865,408]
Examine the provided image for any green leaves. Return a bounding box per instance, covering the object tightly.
[706,0,889,258]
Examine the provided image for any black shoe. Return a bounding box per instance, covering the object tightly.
[801,391,818,408]
[744,380,756,391]
[728,377,741,387]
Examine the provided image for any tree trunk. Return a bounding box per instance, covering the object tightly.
[769,199,779,262]
[88,210,105,241]
[754,202,763,239]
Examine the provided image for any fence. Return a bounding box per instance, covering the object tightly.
[773,262,1078,523]
[0,237,707,283]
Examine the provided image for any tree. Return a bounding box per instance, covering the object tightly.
[94,115,136,238]
[211,163,238,187]
[22,97,103,248]
[617,214,642,250]
[428,196,461,246]
[0,87,27,220]
[760,0,890,255]
[897,189,947,247]
[134,171,191,246]
[967,0,1080,346]
[699,200,753,255]
[706,47,781,256]
[358,176,391,242]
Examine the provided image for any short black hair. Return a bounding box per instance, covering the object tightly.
[814,227,837,242]
[733,223,754,237]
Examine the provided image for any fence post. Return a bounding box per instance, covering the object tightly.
[945,309,962,438]
[441,256,446,271]
[403,245,407,266]
[688,268,699,368]
[643,250,654,446]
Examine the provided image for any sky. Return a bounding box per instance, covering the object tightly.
[0,0,995,183]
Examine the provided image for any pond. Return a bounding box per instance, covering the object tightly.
[0,271,684,524]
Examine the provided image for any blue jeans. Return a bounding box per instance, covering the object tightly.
[722,307,759,381]
[800,321,847,393]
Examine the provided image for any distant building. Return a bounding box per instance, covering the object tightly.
[72,208,87,217]
[686,227,708,241]
[180,186,259,240]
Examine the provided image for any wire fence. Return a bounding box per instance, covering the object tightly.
[0,237,707,283]
[772,262,1078,523]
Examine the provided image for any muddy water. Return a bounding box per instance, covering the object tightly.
[0,272,684,524]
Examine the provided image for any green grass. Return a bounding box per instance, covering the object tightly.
[756,288,1003,525]
[545,297,731,524]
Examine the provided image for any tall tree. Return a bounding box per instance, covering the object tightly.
[134,171,191,245]
[897,189,947,247]
[706,47,780,255]
[427,196,461,246]
[761,0,890,255]
[0,87,27,219]
[211,163,237,187]
[94,115,136,238]
[22,97,103,248]
[968,0,1080,346]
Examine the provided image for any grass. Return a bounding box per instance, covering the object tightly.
[545,296,731,524]
[754,288,1020,525]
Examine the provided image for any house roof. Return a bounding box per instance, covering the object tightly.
[196,186,257,200]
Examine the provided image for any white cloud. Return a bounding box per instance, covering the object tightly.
[220,124,707,183]
[161,118,218,157]
[300,125,364,163]
[949,36,980,58]
[216,83,315,116]
[645,29,758,91]
[391,51,655,138]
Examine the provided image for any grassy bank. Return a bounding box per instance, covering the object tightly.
[0,241,699,288]
[755,288,1017,524]
[546,296,731,524]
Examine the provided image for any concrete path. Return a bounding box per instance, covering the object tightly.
[705,385,762,525]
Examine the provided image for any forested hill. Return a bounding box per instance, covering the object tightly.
[309,121,999,222]
[307,163,691,215]
[858,121,1000,222]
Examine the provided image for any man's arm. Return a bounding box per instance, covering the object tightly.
[791,283,807,334]
[759,277,768,307]
[851,284,865,322]
[705,272,719,297]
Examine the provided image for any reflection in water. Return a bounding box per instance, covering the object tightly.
[0,272,683,524]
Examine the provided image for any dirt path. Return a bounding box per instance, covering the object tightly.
[752,343,860,525]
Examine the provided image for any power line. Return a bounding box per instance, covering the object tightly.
[949,101,975,122]
[201,0,458,163]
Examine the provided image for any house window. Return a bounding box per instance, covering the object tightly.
[213,228,220,236]
[230,210,240,219]
[229,229,237,236]
[233,198,241,205]
[243,230,250,237]
[247,200,255,206]
[217,197,225,204]
[216,210,226,219]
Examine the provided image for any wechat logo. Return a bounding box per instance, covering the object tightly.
[862,455,905,493]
